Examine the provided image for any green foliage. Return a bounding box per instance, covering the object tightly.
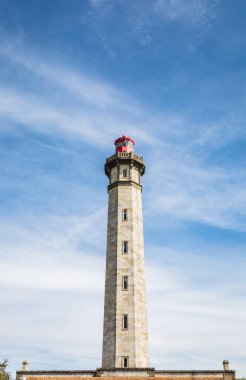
[0,360,11,380]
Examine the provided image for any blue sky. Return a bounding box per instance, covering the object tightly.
[0,0,245,377]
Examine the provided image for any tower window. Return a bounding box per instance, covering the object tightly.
[122,209,128,221]
[122,356,129,368]
[122,169,127,178]
[122,241,128,254]
[122,276,128,290]
[123,314,128,330]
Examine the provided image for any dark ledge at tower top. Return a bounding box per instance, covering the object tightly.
[105,152,145,177]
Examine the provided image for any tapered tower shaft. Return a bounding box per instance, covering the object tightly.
[102,136,149,369]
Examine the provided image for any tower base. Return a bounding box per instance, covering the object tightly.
[16,366,235,380]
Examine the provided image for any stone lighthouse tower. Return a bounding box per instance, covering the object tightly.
[102,135,149,369]
[15,136,236,380]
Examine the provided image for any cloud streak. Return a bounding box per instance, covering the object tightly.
[0,42,160,147]
[146,155,246,231]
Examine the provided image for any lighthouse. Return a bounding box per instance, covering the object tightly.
[102,135,149,369]
[16,136,236,380]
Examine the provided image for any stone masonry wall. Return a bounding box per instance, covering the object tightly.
[102,155,148,368]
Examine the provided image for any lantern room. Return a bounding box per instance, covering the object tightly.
[114,135,135,153]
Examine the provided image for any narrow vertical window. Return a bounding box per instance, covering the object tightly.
[122,241,128,254]
[122,356,129,368]
[122,209,128,221]
[122,169,127,178]
[122,276,128,290]
[123,314,128,330]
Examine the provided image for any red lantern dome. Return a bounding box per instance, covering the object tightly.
[114,135,135,153]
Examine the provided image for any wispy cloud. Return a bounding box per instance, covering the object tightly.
[147,246,246,370]
[0,42,159,147]
[0,211,106,373]
[0,44,132,111]
[154,0,219,27]
[83,0,220,56]
[146,154,246,231]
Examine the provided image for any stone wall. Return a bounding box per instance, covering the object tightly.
[16,369,235,380]
[102,153,148,368]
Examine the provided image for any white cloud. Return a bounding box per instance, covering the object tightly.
[145,151,246,231]
[0,44,160,147]
[0,43,135,112]
[0,211,106,372]
[154,0,218,26]
[146,248,246,373]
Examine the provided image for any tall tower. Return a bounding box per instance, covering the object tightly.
[102,135,149,369]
